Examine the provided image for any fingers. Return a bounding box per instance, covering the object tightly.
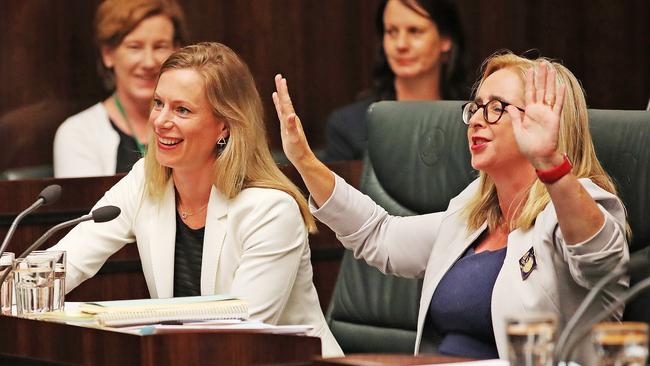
[552,86,565,116]
[524,67,535,106]
[273,74,295,117]
[544,65,556,107]
[535,63,547,104]
[527,62,560,109]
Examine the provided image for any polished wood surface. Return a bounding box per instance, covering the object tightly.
[0,315,320,365]
[1,1,649,171]
[314,353,473,365]
[0,161,361,307]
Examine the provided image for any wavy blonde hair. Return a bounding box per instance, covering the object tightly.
[463,52,618,233]
[144,42,316,232]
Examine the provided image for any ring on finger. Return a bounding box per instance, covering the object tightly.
[544,97,555,106]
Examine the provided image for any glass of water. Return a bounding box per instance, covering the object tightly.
[506,312,557,366]
[1,252,14,315]
[30,250,66,311]
[13,255,55,315]
[592,322,648,366]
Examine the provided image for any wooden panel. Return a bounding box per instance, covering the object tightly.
[0,316,321,365]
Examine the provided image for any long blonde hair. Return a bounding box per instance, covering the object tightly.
[463,52,617,233]
[144,42,316,232]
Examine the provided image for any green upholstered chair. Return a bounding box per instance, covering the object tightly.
[588,109,650,324]
[326,100,650,353]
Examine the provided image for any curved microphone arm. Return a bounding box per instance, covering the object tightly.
[553,264,628,363]
[557,276,650,364]
[0,216,90,286]
[0,199,43,258]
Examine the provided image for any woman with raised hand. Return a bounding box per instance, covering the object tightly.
[273,52,628,363]
[54,0,187,178]
[52,42,342,357]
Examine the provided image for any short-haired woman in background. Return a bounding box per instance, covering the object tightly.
[54,0,187,177]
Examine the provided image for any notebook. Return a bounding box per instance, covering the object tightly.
[79,295,249,327]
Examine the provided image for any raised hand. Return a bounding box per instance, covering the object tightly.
[508,62,567,169]
[272,74,316,167]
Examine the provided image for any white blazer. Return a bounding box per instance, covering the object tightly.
[54,103,120,178]
[312,175,629,364]
[51,160,343,357]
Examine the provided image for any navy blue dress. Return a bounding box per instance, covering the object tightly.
[428,245,507,359]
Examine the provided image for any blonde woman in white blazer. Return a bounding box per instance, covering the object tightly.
[52,43,342,357]
[273,52,628,364]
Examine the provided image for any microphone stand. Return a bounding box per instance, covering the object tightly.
[557,276,650,363]
[0,206,120,286]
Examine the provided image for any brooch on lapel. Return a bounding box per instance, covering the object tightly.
[519,246,537,280]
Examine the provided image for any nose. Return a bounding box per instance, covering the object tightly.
[141,47,157,69]
[152,106,174,131]
[468,106,488,128]
[395,31,409,50]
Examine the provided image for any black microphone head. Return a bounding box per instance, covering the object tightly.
[38,185,62,206]
[91,206,121,223]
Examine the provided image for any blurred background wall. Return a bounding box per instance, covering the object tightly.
[0,0,648,172]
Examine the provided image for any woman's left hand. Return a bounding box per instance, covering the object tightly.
[508,62,567,169]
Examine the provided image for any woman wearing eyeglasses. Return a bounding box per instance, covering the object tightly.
[273,52,628,363]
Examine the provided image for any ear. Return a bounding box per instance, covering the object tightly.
[440,36,453,54]
[220,123,230,139]
[101,46,115,69]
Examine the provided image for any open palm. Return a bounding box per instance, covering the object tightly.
[509,63,566,164]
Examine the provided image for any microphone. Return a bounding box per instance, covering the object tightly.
[0,184,62,258]
[0,205,121,285]
[554,250,650,363]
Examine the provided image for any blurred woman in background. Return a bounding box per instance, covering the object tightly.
[54,0,187,177]
[324,0,466,161]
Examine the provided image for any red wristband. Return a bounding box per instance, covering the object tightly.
[535,154,572,184]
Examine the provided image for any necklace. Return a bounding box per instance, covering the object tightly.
[178,200,208,220]
[113,93,147,155]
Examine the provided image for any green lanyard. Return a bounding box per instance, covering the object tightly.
[113,93,147,156]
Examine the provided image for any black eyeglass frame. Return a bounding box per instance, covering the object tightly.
[461,100,526,125]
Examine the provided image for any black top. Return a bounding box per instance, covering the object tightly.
[173,212,205,297]
[428,244,507,359]
[108,119,143,173]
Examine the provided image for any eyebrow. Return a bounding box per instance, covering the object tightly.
[474,94,507,103]
[152,93,197,108]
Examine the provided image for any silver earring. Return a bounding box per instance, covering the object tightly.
[217,137,227,148]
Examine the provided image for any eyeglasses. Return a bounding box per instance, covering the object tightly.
[461,100,525,125]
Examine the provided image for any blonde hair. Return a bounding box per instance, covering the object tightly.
[144,42,316,232]
[94,0,187,88]
[463,51,618,233]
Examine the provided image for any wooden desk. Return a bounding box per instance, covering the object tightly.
[0,315,321,365]
[313,353,472,365]
[0,161,361,307]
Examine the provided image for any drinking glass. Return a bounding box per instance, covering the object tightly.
[13,256,55,315]
[592,322,648,366]
[0,252,14,315]
[506,312,557,366]
[30,250,66,311]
